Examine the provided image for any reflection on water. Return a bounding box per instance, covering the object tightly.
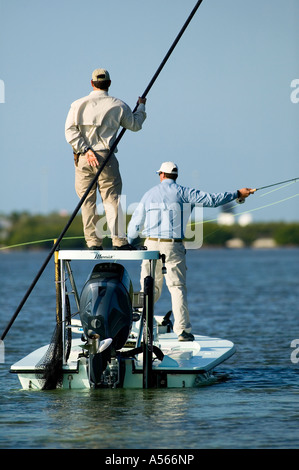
[45,389,192,448]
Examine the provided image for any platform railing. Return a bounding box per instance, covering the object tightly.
[58,249,160,388]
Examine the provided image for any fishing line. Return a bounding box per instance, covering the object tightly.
[254,176,299,192]
[187,193,299,244]
[236,177,299,204]
[257,181,296,198]
[0,236,85,251]
[1,193,298,251]
[235,193,299,216]
[192,192,299,225]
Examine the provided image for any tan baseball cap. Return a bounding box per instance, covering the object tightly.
[156,161,178,175]
[92,68,110,81]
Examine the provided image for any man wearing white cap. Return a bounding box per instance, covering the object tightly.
[65,68,147,250]
[127,162,253,341]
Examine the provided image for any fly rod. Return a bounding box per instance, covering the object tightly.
[236,177,299,203]
[252,177,299,192]
[1,0,204,341]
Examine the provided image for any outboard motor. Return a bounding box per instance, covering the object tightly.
[79,263,133,387]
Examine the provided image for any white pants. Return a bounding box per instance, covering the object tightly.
[140,238,192,336]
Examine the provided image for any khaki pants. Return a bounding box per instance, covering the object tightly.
[75,152,127,248]
[140,238,192,336]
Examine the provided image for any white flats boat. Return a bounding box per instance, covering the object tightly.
[10,250,235,390]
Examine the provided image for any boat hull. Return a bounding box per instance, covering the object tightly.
[10,333,235,390]
[9,251,236,390]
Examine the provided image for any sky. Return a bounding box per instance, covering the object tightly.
[0,0,298,222]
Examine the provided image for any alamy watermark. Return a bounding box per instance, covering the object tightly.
[290,339,299,364]
[0,80,5,103]
[94,196,204,249]
[290,79,299,104]
[0,340,4,363]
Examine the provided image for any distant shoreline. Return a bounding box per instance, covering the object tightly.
[0,212,299,250]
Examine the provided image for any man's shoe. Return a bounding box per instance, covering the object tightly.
[178,331,195,342]
[88,246,103,250]
[113,244,136,250]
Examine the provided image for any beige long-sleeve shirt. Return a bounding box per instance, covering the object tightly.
[65,89,146,154]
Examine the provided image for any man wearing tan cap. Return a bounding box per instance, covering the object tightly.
[65,68,147,250]
[128,162,254,341]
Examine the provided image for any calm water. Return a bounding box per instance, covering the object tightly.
[0,248,299,449]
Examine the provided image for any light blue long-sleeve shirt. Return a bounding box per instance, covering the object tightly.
[127,179,238,242]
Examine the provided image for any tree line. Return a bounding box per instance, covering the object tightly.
[0,211,299,250]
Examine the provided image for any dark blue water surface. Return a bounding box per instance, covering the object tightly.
[0,248,299,449]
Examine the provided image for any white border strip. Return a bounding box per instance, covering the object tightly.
[58,250,160,261]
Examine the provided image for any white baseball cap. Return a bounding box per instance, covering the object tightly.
[156,161,178,175]
[92,68,110,81]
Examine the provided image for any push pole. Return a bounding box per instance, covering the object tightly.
[1,0,204,341]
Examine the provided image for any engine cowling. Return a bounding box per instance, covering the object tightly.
[79,263,133,386]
